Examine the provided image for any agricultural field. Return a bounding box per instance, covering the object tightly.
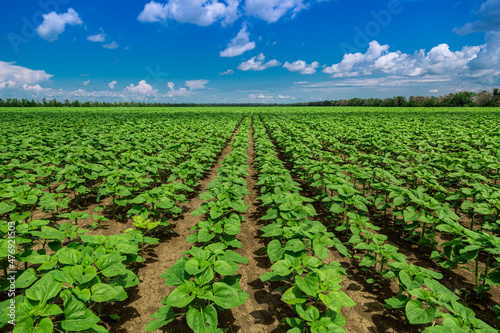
[1,107,500,333]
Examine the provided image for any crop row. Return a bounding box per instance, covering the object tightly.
[253,116,357,332]
[146,117,252,332]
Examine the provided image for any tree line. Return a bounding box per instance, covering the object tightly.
[0,89,498,108]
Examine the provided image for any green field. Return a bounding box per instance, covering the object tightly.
[1,107,500,332]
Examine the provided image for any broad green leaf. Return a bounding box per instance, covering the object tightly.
[186,305,218,333]
[91,283,120,302]
[405,300,437,324]
[212,282,241,309]
[25,274,62,303]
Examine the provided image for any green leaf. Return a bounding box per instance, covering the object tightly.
[34,317,53,333]
[71,265,97,284]
[186,305,218,333]
[282,286,307,305]
[16,268,37,288]
[295,274,320,297]
[25,274,62,303]
[13,317,33,333]
[267,239,285,262]
[213,282,241,309]
[385,295,409,309]
[166,283,195,307]
[229,200,248,213]
[270,260,293,276]
[262,208,279,220]
[405,300,437,324]
[62,296,100,331]
[95,254,126,277]
[224,213,241,235]
[195,267,215,286]
[329,203,345,214]
[91,283,120,302]
[57,248,82,265]
[214,260,236,276]
[0,202,16,215]
[359,254,377,267]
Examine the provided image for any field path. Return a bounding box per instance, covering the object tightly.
[106,122,242,333]
[229,116,286,333]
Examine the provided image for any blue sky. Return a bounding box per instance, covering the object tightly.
[0,0,499,103]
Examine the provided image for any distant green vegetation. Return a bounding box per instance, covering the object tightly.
[0,88,499,107]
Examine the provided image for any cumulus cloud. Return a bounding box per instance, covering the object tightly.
[220,22,255,57]
[138,0,240,26]
[124,80,158,95]
[167,82,190,96]
[82,80,91,86]
[238,53,281,71]
[109,80,117,89]
[455,0,500,35]
[37,8,83,42]
[185,79,209,90]
[102,41,119,49]
[220,69,234,75]
[0,61,53,89]
[22,84,45,92]
[0,81,17,89]
[283,60,320,74]
[468,31,500,84]
[87,30,106,42]
[323,40,481,78]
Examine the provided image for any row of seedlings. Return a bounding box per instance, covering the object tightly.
[253,116,356,332]
[262,115,498,332]
[146,117,251,332]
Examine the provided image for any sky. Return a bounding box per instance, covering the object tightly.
[0,0,499,103]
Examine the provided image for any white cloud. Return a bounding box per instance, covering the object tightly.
[238,53,281,71]
[185,79,209,90]
[22,84,45,93]
[0,61,53,88]
[37,8,83,42]
[278,94,289,98]
[294,81,309,84]
[429,89,438,93]
[283,60,320,74]
[0,81,17,89]
[220,69,234,75]
[455,0,500,35]
[299,76,454,89]
[82,80,91,86]
[87,30,106,42]
[109,80,117,89]
[244,0,308,23]
[220,22,255,57]
[468,31,500,84]
[323,41,389,77]
[124,80,158,95]
[323,40,481,78]
[167,82,190,96]
[102,41,119,49]
[138,0,240,26]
